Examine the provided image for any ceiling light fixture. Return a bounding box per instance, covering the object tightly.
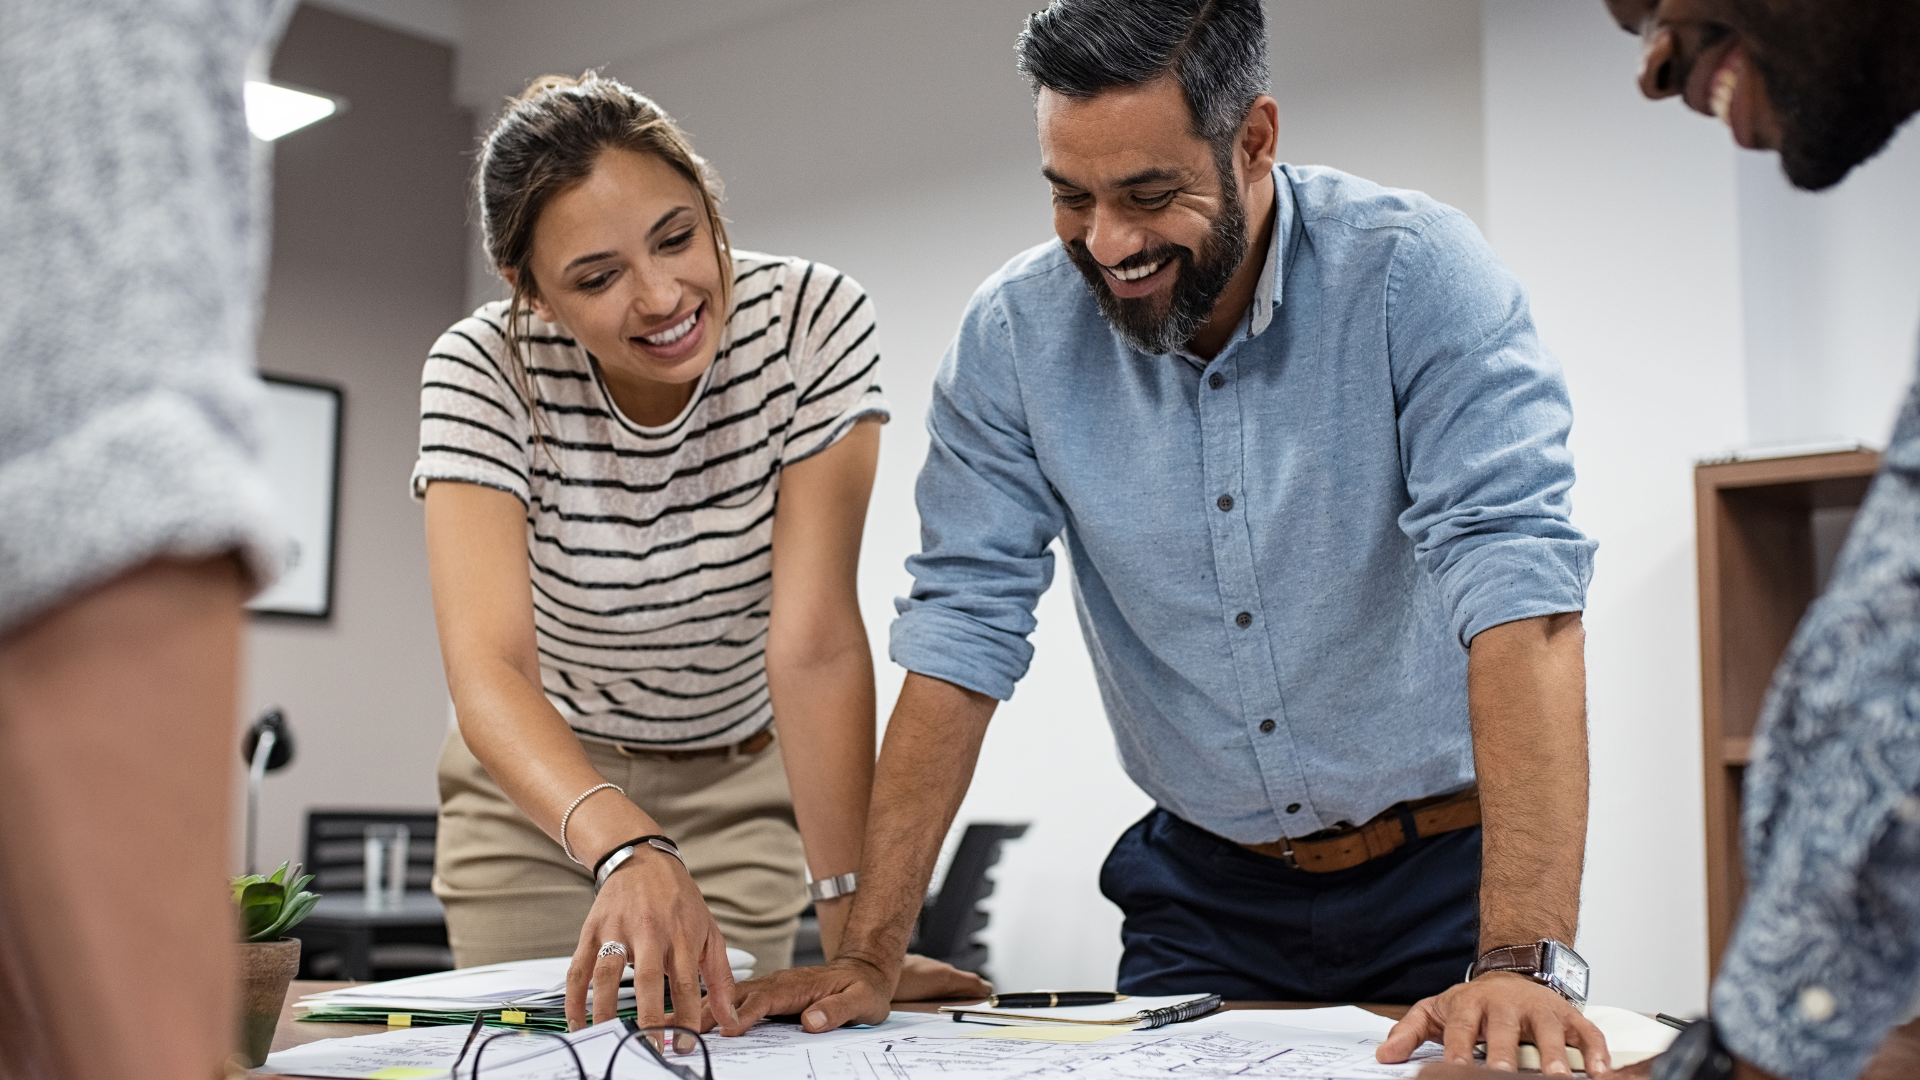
[244,80,341,141]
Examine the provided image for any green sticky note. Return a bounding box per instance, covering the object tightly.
[365,1070,441,1079]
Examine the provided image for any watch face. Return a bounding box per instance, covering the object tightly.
[1545,941,1590,1001]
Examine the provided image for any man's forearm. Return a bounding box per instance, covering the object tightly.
[837,672,997,976]
[1467,612,1589,949]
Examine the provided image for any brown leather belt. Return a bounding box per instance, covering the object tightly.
[1238,786,1481,873]
[611,726,776,762]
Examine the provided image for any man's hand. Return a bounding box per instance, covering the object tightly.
[724,957,895,1035]
[894,953,991,1002]
[1377,972,1610,1075]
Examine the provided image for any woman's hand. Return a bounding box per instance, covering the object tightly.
[564,846,737,1034]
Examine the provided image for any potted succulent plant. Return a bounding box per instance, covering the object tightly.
[233,862,321,1067]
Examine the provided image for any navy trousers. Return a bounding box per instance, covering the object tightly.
[1099,808,1481,1004]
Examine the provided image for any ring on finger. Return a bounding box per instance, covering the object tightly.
[598,940,628,960]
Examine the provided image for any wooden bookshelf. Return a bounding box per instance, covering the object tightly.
[1694,448,1879,971]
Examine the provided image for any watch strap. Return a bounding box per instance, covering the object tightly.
[807,871,858,902]
[1470,941,1548,981]
[1468,939,1589,1006]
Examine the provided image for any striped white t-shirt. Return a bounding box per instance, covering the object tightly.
[411,252,887,749]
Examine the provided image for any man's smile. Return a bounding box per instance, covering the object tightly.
[1102,257,1175,298]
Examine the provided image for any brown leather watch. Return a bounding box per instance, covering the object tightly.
[1467,939,1590,1006]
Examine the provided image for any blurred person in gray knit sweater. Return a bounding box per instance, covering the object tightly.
[0,2,291,1078]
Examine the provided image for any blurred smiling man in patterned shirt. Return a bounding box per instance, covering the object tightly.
[1441,4,1920,1080]
[1603,4,1920,1080]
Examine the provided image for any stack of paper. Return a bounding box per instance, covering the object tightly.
[294,953,754,1032]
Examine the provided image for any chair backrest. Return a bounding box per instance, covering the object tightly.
[913,822,1029,976]
[303,809,439,893]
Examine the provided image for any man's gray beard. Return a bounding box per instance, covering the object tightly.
[1065,180,1250,356]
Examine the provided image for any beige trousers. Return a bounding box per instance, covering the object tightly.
[431,725,807,977]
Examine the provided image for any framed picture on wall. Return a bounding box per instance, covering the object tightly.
[247,374,344,620]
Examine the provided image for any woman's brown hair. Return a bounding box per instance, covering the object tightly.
[476,72,732,434]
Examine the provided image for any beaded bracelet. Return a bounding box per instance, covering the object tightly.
[558,782,623,864]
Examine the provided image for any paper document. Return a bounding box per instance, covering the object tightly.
[267,1010,1452,1079]
[268,1000,1677,1079]
[262,1010,944,1079]
[292,953,756,1032]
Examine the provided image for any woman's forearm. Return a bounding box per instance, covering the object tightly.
[450,658,657,868]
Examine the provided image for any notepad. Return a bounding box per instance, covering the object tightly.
[940,993,1222,1030]
[1475,1004,1682,1070]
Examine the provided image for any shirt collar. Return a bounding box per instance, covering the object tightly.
[1248,163,1292,339]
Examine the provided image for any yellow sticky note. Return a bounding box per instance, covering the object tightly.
[366,1069,441,1079]
[385,1013,412,1028]
[957,1025,1129,1043]
[501,1010,527,1025]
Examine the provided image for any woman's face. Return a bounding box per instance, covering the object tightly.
[520,148,725,404]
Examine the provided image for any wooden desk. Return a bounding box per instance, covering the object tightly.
[263,981,1410,1074]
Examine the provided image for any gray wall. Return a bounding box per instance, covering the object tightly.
[241,5,472,873]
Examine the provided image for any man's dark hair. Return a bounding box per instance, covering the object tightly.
[1015,0,1270,157]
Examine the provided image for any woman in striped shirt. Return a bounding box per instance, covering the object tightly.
[412,74,983,1031]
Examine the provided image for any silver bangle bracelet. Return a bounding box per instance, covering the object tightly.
[807,871,858,902]
[594,837,685,893]
[558,782,623,865]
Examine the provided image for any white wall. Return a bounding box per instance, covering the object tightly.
[447,0,1490,990]
[1739,124,1920,448]
[1483,0,1750,1013]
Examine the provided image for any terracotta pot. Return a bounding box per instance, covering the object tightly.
[236,937,301,1068]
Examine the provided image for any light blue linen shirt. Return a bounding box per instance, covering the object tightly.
[890,164,1595,843]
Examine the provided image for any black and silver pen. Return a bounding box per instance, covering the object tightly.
[988,992,1129,1008]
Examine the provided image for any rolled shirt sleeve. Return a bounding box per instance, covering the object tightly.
[890,284,1064,702]
[0,0,292,635]
[1387,211,1595,647]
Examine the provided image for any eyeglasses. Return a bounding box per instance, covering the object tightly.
[451,1009,715,1080]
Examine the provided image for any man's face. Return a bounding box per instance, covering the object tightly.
[1038,77,1248,355]
[1605,0,1920,190]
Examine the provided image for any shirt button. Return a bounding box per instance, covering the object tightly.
[1208,372,1225,390]
[1216,494,1234,512]
[1259,719,1276,734]
[1285,802,1301,814]
[1235,611,1252,628]
[1798,986,1837,1022]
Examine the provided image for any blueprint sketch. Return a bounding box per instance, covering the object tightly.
[712,1020,1442,1080]
[262,1011,1446,1080]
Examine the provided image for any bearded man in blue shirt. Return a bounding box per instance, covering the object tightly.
[732,1,1610,1070]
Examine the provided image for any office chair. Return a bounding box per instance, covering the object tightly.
[791,821,1029,981]
[297,808,450,980]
